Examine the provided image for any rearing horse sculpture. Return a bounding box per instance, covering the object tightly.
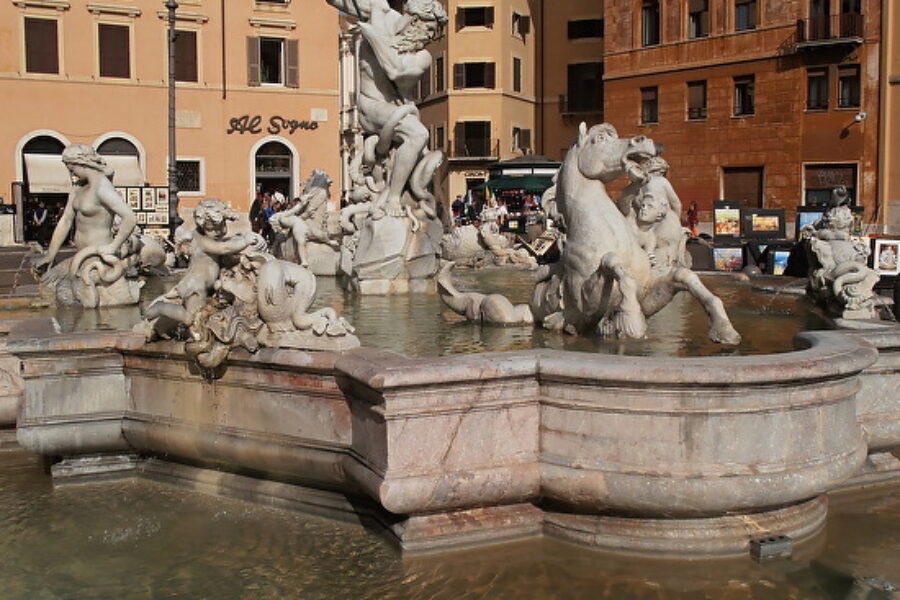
[439,122,741,345]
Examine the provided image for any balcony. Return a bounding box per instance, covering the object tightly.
[795,13,863,49]
[448,139,500,160]
[559,95,604,118]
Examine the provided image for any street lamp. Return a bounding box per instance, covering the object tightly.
[166,0,179,239]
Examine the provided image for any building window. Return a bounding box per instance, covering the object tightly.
[435,56,445,91]
[837,64,860,108]
[176,159,203,193]
[688,0,709,38]
[513,57,522,92]
[512,12,531,36]
[175,30,198,83]
[24,18,59,75]
[453,121,492,157]
[642,0,661,46]
[641,87,659,124]
[512,127,531,153]
[687,80,707,119]
[247,37,298,87]
[733,74,755,116]
[419,64,431,99]
[434,125,445,151]
[565,62,604,113]
[735,0,757,31]
[98,23,130,79]
[804,163,857,205]
[453,62,496,89]
[568,18,604,39]
[723,166,764,208]
[807,68,828,110]
[456,6,494,29]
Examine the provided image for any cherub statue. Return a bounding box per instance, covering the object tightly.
[33,144,164,307]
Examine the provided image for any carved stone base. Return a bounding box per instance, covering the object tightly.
[257,329,360,351]
[543,496,828,557]
[54,274,143,308]
[51,453,142,484]
[834,451,900,491]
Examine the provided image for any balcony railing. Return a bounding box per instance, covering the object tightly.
[448,138,500,159]
[559,94,604,117]
[796,13,863,47]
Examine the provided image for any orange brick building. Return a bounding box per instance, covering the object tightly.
[602,0,882,224]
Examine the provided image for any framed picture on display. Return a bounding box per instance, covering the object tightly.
[141,188,155,211]
[796,206,825,239]
[871,238,900,276]
[126,188,141,210]
[741,208,786,239]
[713,201,741,239]
[114,187,127,201]
[713,244,744,271]
[155,188,169,212]
[136,212,148,225]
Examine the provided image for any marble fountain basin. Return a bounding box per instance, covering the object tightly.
[1,304,898,556]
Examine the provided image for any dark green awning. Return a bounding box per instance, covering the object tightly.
[479,176,553,191]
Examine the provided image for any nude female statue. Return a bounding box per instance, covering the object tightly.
[33,144,163,307]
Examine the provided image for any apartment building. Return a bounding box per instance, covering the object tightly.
[603,0,882,223]
[880,0,899,231]
[1,0,341,241]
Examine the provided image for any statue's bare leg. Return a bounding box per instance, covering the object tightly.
[291,223,310,267]
[375,114,428,214]
[670,267,741,344]
[595,253,647,339]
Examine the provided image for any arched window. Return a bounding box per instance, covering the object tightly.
[22,135,65,155]
[97,136,144,186]
[255,141,293,199]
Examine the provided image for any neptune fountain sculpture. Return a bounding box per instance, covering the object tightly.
[326,0,448,294]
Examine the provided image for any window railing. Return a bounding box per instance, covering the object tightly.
[448,139,500,159]
[796,13,863,44]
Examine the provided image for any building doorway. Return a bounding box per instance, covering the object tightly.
[20,135,68,245]
[722,166,764,209]
[254,141,293,204]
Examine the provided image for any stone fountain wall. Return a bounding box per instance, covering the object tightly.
[4,320,899,556]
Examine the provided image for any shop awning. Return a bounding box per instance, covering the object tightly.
[103,155,144,187]
[23,153,71,194]
[480,176,554,191]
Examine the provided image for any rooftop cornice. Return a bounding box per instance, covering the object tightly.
[86,3,142,17]
[12,0,71,10]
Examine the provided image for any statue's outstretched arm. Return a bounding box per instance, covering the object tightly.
[196,233,253,257]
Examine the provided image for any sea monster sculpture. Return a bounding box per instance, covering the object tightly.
[138,198,357,374]
[439,123,741,344]
[32,144,165,307]
[326,0,448,293]
[270,170,341,267]
[802,186,880,319]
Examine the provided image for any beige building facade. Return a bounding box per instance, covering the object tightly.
[880,0,899,231]
[1,0,342,241]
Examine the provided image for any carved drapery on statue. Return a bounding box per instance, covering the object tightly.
[326,0,448,294]
[439,122,741,345]
[137,198,357,377]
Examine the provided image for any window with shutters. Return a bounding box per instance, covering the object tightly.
[642,0,661,46]
[419,65,431,99]
[565,62,603,113]
[175,30,198,83]
[804,164,857,205]
[453,62,496,89]
[513,57,522,92]
[512,127,531,153]
[688,0,709,38]
[641,86,659,124]
[568,19,604,39]
[98,23,130,79]
[248,37,298,87]
[435,55,445,92]
[722,166,764,208]
[837,64,860,108]
[457,6,494,29]
[453,121,492,158]
[807,68,828,110]
[512,12,530,36]
[24,18,59,75]
[434,125,445,151]
[735,0,757,31]
[733,74,755,116]
[687,80,707,120]
[176,159,204,194]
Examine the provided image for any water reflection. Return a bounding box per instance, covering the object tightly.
[0,450,897,599]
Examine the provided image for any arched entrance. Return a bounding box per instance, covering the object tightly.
[20,134,68,244]
[96,136,145,187]
[254,140,294,202]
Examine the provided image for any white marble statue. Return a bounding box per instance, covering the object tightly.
[139,198,357,374]
[802,186,880,319]
[441,222,537,268]
[270,170,340,269]
[439,123,741,344]
[326,0,448,293]
[32,144,165,308]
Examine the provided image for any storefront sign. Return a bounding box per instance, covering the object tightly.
[227,115,319,135]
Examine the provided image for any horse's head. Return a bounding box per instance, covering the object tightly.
[574,122,658,184]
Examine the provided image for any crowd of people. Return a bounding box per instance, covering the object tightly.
[248,188,297,244]
[451,192,543,228]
